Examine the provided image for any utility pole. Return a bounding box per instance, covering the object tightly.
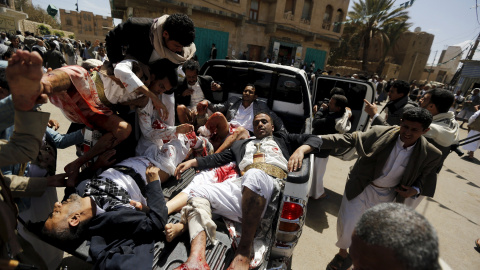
[426,50,438,82]
[450,31,480,86]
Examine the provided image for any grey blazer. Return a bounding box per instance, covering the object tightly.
[321,126,442,202]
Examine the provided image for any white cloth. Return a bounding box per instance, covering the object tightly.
[336,185,397,249]
[189,80,205,110]
[463,110,480,152]
[336,136,415,249]
[143,136,191,176]
[335,109,352,134]
[162,92,176,126]
[230,103,254,132]
[181,162,239,195]
[102,59,145,104]
[188,168,275,223]
[136,98,178,155]
[95,156,152,213]
[423,112,459,147]
[404,194,425,209]
[308,157,329,199]
[180,197,218,245]
[238,136,288,172]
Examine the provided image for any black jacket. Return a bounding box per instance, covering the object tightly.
[106,17,154,65]
[196,131,322,170]
[312,109,344,158]
[176,75,214,107]
[86,180,168,270]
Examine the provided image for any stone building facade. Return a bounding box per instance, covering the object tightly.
[419,46,463,84]
[59,9,113,43]
[0,0,27,34]
[393,31,434,82]
[110,0,349,69]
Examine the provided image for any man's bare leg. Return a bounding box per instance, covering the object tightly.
[228,187,267,270]
[165,223,185,242]
[64,113,131,184]
[174,231,210,270]
[166,192,189,215]
[215,127,249,154]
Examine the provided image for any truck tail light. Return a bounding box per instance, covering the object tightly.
[278,221,300,232]
[281,202,303,220]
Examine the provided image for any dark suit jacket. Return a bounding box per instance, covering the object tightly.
[176,75,214,107]
[372,95,417,126]
[86,180,168,270]
[196,131,322,170]
[106,17,154,65]
[321,126,442,202]
[312,109,343,158]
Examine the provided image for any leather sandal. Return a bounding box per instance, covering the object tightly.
[326,254,352,270]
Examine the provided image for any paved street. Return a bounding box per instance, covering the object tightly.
[43,101,480,269]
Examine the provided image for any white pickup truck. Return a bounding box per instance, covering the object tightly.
[30,60,374,270]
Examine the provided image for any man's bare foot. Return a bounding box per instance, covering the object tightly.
[174,261,210,270]
[165,223,185,242]
[6,50,46,111]
[227,253,250,270]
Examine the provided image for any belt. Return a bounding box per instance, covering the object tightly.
[370,182,395,190]
[243,162,287,180]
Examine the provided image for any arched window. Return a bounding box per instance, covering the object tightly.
[301,0,312,24]
[333,9,344,33]
[322,5,333,30]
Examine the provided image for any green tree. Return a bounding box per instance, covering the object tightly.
[38,24,51,35]
[53,30,65,37]
[348,0,409,72]
[68,34,76,39]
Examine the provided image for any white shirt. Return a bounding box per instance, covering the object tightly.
[102,59,145,104]
[231,103,254,132]
[238,136,288,172]
[372,136,415,188]
[189,80,205,110]
[80,157,153,215]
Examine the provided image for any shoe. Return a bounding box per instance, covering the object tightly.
[326,254,352,270]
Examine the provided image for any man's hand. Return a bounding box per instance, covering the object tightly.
[176,123,194,134]
[320,103,328,111]
[146,164,161,183]
[46,173,68,187]
[48,119,60,130]
[129,199,150,213]
[395,185,418,198]
[196,100,208,115]
[151,96,169,121]
[313,105,318,114]
[6,50,47,111]
[182,88,194,97]
[288,148,305,172]
[92,149,116,170]
[211,82,222,91]
[174,159,198,180]
[474,105,479,112]
[363,99,378,117]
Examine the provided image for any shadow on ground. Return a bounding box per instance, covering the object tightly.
[304,189,343,233]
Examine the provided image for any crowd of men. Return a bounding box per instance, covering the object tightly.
[1,12,472,270]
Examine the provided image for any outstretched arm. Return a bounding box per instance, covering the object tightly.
[288,145,314,172]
